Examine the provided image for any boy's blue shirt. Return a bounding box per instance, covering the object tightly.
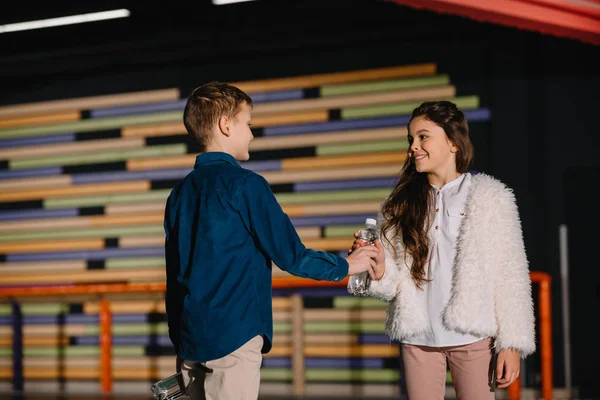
[164,151,349,362]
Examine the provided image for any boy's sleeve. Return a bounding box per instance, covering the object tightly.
[234,172,349,281]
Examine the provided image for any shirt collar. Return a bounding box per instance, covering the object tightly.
[431,172,467,192]
[194,152,241,169]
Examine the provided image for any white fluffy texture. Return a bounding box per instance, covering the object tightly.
[370,174,536,357]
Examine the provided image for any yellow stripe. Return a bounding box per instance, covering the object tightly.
[231,63,437,93]
[0,111,80,129]
[0,180,150,203]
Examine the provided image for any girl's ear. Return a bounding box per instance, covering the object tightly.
[218,116,230,137]
[448,139,458,153]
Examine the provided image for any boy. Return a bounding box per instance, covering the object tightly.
[164,81,379,400]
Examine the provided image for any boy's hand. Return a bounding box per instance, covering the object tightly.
[345,246,378,280]
[348,232,386,280]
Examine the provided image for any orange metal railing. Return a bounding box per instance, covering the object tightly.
[1,273,552,399]
[508,271,553,400]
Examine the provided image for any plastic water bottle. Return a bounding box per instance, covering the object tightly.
[347,218,378,297]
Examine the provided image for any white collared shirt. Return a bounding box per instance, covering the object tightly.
[402,172,485,347]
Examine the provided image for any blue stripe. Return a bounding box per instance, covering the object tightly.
[264,108,491,136]
[0,313,164,325]
[72,168,191,185]
[0,167,62,180]
[240,160,281,172]
[75,335,173,346]
[290,214,375,227]
[71,162,281,185]
[272,287,351,297]
[6,247,164,262]
[0,208,78,222]
[295,177,397,192]
[88,89,304,118]
[90,100,187,118]
[250,89,305,103]
[0,133,75,149]
[358,334,395,344]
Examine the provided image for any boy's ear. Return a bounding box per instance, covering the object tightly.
[218,116,230,137]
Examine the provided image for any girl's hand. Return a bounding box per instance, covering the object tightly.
[495,348,521,389]
[348,232,386,280]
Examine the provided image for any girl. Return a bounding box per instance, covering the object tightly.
[350,101,535,399]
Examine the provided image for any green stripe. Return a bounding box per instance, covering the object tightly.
[10,144,186,169]
[316,139,409,156]
[106,257,165,269]
[333,297,388,309]
[44,189,171,209]
[341,96,479,120]
[320,75,451,97]
[275,188,391,205]
[273,321,291,334]
[305,368,399,382]
[17,304,71,315]
[0,305,10,316]
[324,225,364,238]
[0,224,164,242]
[0,111,183,139]
[260,368,292,381]
[304,321,385,333]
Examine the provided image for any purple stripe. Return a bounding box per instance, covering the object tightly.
[0,208,77,222]
[466,108,491,121]
[0,313,164,325]
[358,334,394,344]
[291,214,375,227]
[272,287,350,298]
[88,90,303,119]
[0,167,62,180]
[0,133,75,149]
[6,247,164,262]
[264,108,490,136]
[262,357,385,369]
[250,89,304,103]
[264,115,412,136]
[75,335,172,346]
[90,100,187,118]
[295,177,397,192]
[72,167,191,185]
[240,160,281,172]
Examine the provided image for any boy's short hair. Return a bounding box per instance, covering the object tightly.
[183,81,253,151]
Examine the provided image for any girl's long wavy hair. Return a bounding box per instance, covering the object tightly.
[380,101,474,289]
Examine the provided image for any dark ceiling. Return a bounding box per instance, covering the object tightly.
[0,0,489,79]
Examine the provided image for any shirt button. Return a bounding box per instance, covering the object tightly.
[435,208,439,212]
[435,226,439,230]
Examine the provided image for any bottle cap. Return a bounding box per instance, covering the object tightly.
[365,218,377,225]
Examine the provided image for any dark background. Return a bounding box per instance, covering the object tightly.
[1,0,598,396]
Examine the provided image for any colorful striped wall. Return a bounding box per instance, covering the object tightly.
[0,63,489,396]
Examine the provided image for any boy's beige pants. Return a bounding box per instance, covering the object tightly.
[177,335,263,400]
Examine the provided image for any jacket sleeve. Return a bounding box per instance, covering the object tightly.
[234,172,349,282]
[492,187,536,357]
[367,210,401,302]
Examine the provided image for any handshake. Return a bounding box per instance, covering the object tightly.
[345,231,386,281]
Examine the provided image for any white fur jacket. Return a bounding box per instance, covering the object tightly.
[368,173,536,357]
